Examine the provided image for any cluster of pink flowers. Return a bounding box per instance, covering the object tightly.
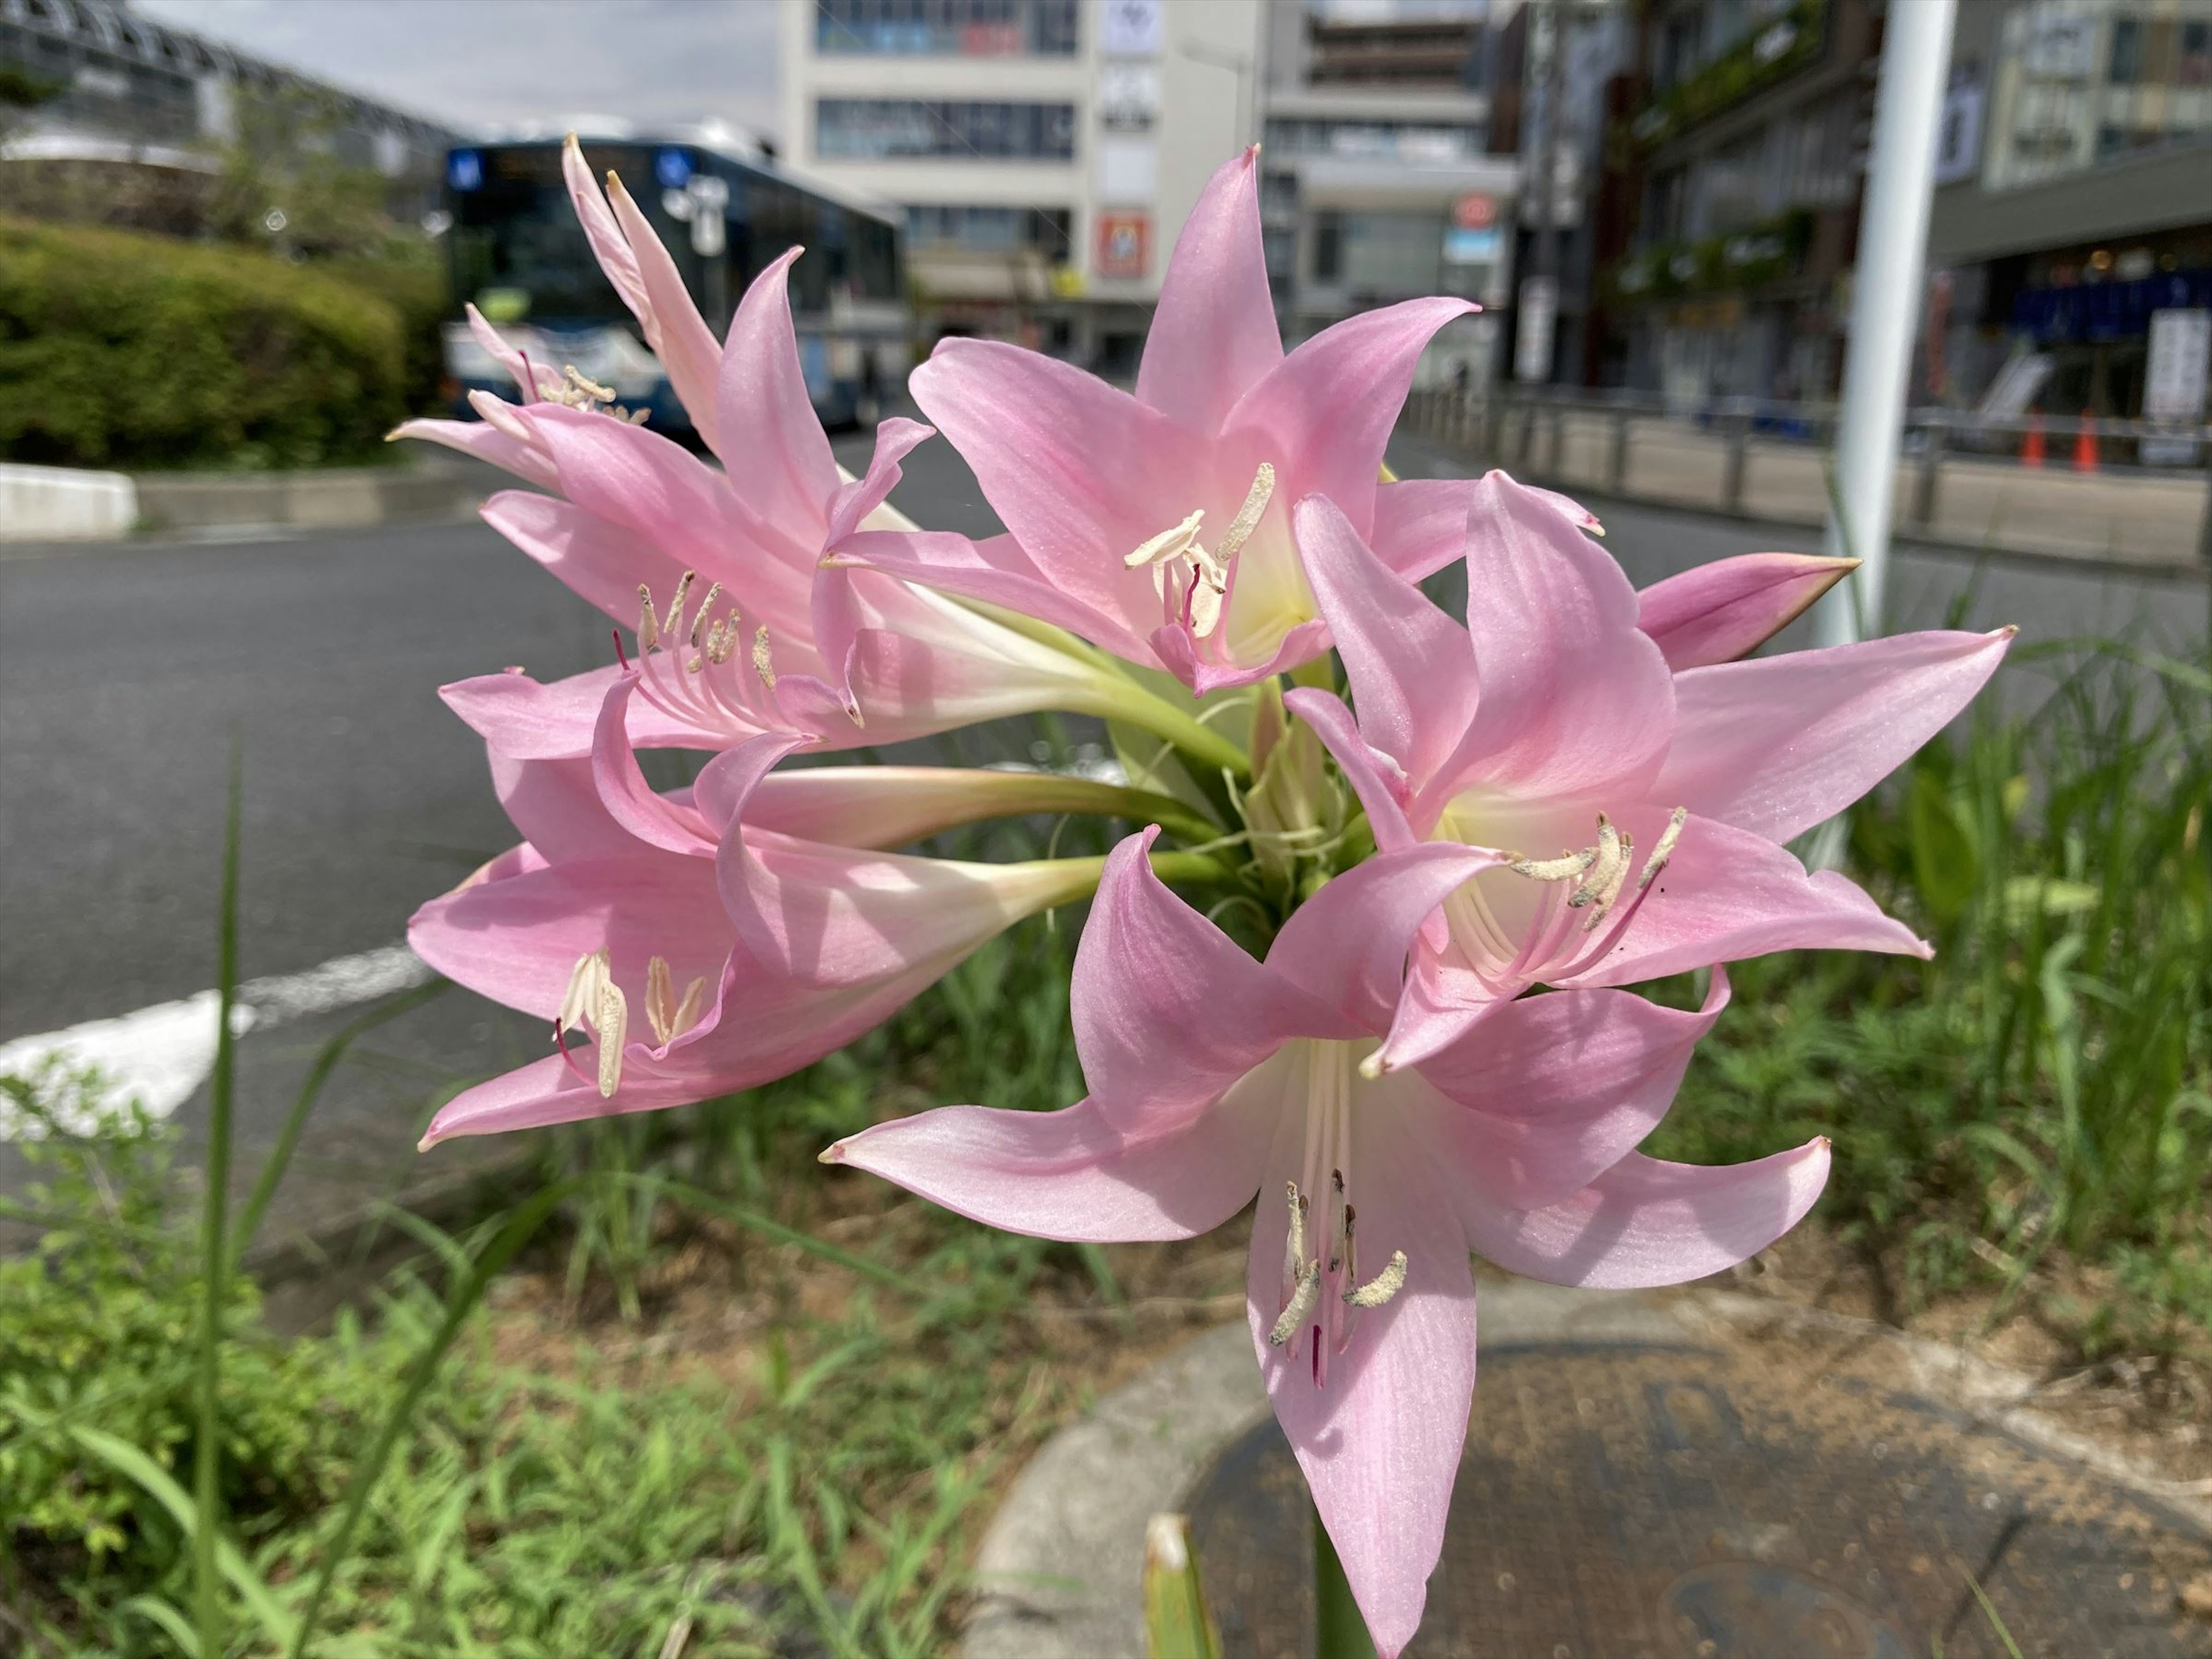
[402,142,2008,1653]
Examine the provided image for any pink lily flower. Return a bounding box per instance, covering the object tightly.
[411,680,1194,1145]
[827,830,1829,1654]
[1285,475,2012,1071]
[839,149,1479,694]
[394,141,1154,764]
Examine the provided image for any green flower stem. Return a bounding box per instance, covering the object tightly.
[1313,1501,1376,1658]
[1101,688,1252,785]
[926,770,1219,847]
[940,592,1252,781]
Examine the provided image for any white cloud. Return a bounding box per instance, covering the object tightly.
[133,0,785,142]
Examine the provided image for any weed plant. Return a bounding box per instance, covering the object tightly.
[1650,640,2211,1354]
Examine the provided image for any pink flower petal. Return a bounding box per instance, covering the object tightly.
[1226,297,1475,532]
[1247,1108,1475,1658]
[561,134,653,330]
[710,734,1095,988]
[526,406,815,637]
[1369,478,1474,584]
[829,531,1150,660]
[1637,552,1858,670]
[480,491,690,626]
[1266,843,1507,1028]
[824,1083,1280,1243]
[1135,149,1282,434]
[1560,812,1928,988]
[1423,472,1674,817]
[1281,688,1416,851]
[1293,494,1476,788]
[1147,615,1334,695]
[1456,1142,1831,1289]
[441,666,726,762]
[715,249,841,553]
[487,751,641,866]
[408,850,726,1022]
[392,416,560,493]
[588,675,719,857]
[1416,974,1728,1210]
[1074,830,1353,1131]
[1652,628,2014,844]
[602,171,725,453]
[910,338,1192,644]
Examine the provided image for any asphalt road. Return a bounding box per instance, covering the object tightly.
[2,423,2205,1252]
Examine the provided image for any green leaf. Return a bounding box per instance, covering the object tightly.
[67,1425,300,1646]
[1906,770,1976,929]
[1142,1514,1222,1659]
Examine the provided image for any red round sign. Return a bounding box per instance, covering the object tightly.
[1453,193,1497,231]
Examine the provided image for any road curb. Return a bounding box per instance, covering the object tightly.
[131,453,505,540]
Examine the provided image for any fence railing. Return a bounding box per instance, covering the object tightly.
[1403,388,2212,575]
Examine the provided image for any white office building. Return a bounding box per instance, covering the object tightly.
[778,0,1266,367]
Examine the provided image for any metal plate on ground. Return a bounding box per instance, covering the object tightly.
[1185,1341,2212,1658]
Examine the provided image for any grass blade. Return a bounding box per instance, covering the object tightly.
[227,978,449,1277]
[194,740,243,1657]
[286,1179,572,1658]
[69,1426,297,1647]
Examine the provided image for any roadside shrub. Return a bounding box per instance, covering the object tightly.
[0,214,408,469]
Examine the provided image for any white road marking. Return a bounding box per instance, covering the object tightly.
[0,944,433,1137]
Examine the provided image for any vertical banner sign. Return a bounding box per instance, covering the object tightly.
[1514,275,1558,384]
[2142,308,2211,466]
[1095,213,1152,279]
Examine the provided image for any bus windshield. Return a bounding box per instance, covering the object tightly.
[442,138,909,429]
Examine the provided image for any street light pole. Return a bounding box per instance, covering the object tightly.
[1814,0,1957,647]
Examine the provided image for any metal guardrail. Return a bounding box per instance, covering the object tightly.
[1404,388,2212,576]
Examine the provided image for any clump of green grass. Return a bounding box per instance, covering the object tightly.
[1652,640,2212,1353]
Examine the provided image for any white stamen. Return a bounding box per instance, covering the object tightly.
[1511,846,1597,882]
[556,949,628,1097]
[1123,510,1207,570]
[1344,1250,1409,1309]
[1211,462,1275,565]
[1640,806,1689,889]
[636,585,661,652]
[1270,1261,1321,1347]
[688,582,724,649]
[643,954,709,1047]
[1569,816,1624,911]
[663,570,696,648]
[751,626,777,690]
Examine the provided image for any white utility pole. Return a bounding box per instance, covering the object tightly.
[1814,0,1957,647]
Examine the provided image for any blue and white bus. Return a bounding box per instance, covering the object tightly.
[440,128,908,429]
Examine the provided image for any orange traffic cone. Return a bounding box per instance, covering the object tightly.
[2022,412,2045,467]
[2072,410,2098,472]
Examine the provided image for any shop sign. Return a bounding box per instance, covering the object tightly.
[1452,193,1497,232]
[2143,308,2210,465]
[1095,213,1152,279]
[1098,64,1159,133]
[1101,0,1162,58]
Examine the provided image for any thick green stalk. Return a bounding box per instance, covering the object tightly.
[1085,681,1251,783]
[1313,1502,1376,1659]
[193,742,243,1656]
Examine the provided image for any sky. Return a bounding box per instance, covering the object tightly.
[133,0,786,141]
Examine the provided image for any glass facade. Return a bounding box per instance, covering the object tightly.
[816,99,1077,161]
[904,203,1073,259]
[1984,0,2212,192]
[814,0,1080,57]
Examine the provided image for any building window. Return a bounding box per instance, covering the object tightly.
[816,99,1077,160]
[2179,20,2211,85]
[815,0,1079,58]
[1313,211,1342,282]
[904,203,1072,259]
[2108,16,2143,84]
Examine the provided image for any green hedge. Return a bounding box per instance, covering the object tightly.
[0,215,410,470]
